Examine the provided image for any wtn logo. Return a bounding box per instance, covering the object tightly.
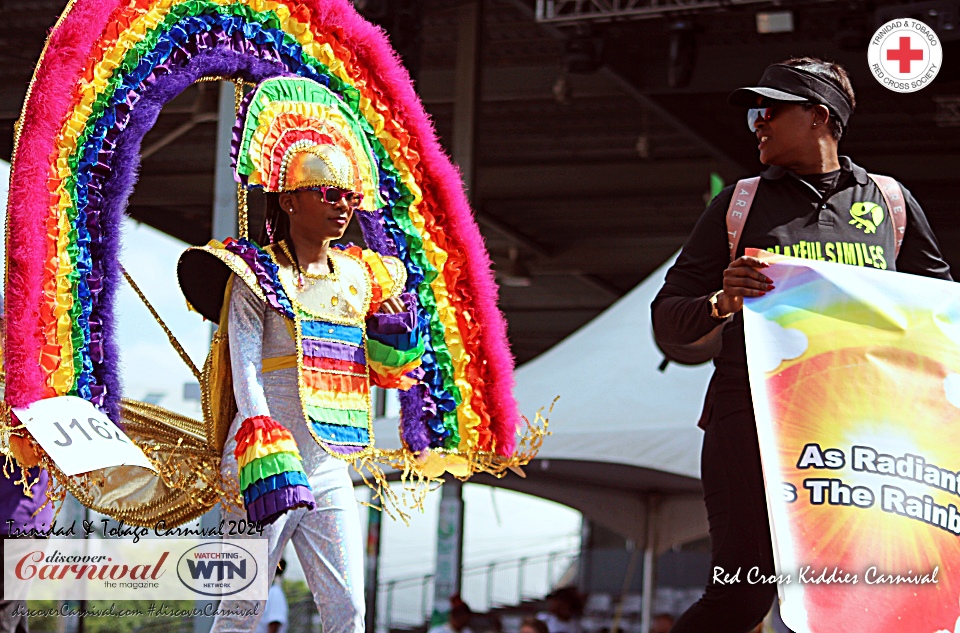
[185,559,247,581]
[176,543,260,597]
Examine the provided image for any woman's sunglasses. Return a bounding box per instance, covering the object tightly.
[747,106,776,132]
[302,185,363,208]
[747,102,816,132]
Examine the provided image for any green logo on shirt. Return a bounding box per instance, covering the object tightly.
[849,202,884,234]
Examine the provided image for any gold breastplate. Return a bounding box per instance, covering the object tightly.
[266,246,372,324]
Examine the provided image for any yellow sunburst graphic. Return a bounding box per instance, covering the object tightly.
[765,346,960,632]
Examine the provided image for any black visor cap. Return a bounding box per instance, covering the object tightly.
[728,64,852,128]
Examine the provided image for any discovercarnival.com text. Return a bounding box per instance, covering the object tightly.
[12,603,261,619]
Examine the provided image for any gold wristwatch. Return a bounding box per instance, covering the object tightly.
[709,290,734,320]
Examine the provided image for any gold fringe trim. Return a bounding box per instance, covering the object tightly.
[0,409,45,500]
[1,390,553,529]
[353,456,440,525]
[354,398,554,524]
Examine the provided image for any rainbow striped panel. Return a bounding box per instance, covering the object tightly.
[6,0,519,462]
[298,316,372,457]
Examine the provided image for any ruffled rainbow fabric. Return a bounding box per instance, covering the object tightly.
[6,0,519,459]
[234,414,314,524]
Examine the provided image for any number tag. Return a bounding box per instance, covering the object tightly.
[13,396,157,476]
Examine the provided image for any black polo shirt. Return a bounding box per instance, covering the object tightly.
[652,156,952,381]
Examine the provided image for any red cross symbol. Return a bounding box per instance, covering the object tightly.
[886,36,924,73]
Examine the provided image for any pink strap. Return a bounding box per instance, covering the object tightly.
[726,177,760,262]
[868,174,906,260]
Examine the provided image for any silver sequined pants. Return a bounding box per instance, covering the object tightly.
[211,407,366,633]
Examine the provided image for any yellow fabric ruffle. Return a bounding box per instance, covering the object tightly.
[49,209,75,394]
[297,25,483,449]
[43,1,481,444]
[255,6,486,449]
[300,386,368,411]
[236,437,301,468]
[401,184,480,450]
[359,251,406,301]
[46,1,172,392]
[367,357,421,380]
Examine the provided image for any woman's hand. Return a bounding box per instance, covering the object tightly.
[378,295,406,314]
[715,256,774,316]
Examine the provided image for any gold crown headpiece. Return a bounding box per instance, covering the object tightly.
[233,76,383,207]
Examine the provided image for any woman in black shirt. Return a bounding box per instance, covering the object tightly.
[653,57,951,633]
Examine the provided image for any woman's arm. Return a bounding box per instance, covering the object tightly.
[651,188,773,354]
[896,184,952,281]
[652,189,732,346]
[228,276,271,419]
[227,276,314,525]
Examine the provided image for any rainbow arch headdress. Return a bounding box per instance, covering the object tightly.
[2,0,545,526]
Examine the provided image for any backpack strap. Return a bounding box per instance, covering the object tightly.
[868,174,907,260]
[726,177,761,262]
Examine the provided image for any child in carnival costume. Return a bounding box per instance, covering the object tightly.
[4,5,543,618]
[178,76,424,633]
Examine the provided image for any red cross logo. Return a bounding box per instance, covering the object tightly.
[886,36,924,73]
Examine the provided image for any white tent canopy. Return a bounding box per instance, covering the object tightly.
[500,255,713,552]
[513,255,712,481]
[370,256,715,552]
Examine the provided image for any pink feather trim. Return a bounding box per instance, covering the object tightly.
[5,0,126,407]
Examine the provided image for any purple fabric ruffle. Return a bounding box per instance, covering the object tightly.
[221,238,295,319]
[246,485,315,526]
[398,382,437,454]
[302,339,366,365]
[78,19,420,435]
[321,443,366,457]
[354,208,398,257]
[370,291,429,451]
[366,293,417,336]
[87,43,293,420]
[230,89,259,185]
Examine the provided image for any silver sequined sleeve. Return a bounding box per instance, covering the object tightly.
[228,275,272,420]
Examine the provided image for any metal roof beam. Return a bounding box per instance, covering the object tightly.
[140,113,217,160]
[476,158,720,198]
[504,0,747,172]
[535,0,835,24]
